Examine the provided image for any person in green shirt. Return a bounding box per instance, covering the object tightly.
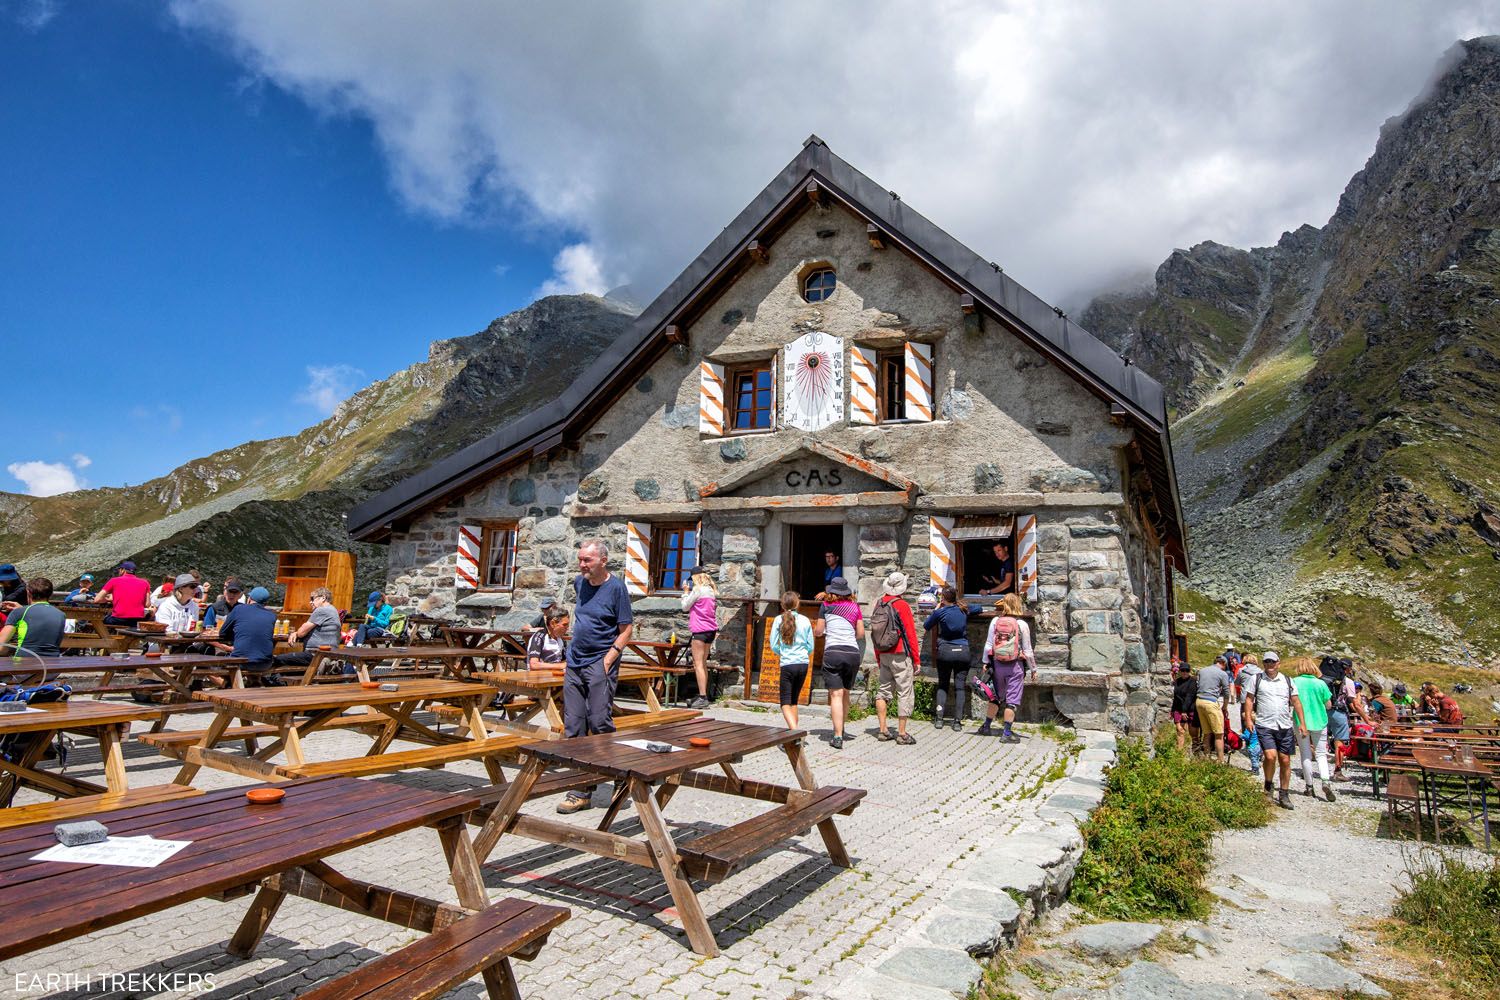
[1292,667,1335,802]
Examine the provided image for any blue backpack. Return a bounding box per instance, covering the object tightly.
[0,682,73,802]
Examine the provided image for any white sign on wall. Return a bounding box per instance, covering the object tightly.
[782,331,844,431]
[1178,612,1197,622]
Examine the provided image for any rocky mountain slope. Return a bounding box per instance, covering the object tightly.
[0,294,637,598]
[1084,37,1500,663]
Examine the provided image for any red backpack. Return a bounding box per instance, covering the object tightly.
[989,616,1021,662]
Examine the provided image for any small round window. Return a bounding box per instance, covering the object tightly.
[802,267,837,302]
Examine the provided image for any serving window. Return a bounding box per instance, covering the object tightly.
[953,516,1016,599]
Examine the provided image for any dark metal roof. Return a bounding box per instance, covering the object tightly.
[349,137,1188,567]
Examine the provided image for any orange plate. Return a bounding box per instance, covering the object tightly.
[319,645,332,651]
[360,681,381,689]
[144,651,162,659]
[245,788,285,804]
[689,737,712,749]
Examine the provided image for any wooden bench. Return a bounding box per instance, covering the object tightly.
[0,784,203,831]
[676,785,865,882]
[299,897,568,1000]
[613,708,701,731]
[140,724,281,759]
[1385,772,1423,841]
[277,735,525,780]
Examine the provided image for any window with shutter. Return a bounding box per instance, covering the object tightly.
[699,362,725,437]
[455,524,482,591]
[849,345,878,424]
[479,522,519,590]
[649,522,698,593]
[903,342,934,422]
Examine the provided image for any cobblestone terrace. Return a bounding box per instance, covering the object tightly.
[9,704,1087,999]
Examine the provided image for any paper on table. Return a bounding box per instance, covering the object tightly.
[31,834,192,868]
[615,738,685,752]
[0,706,47,715]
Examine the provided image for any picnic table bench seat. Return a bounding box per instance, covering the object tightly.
[0,784,202,831]
[140,724,282,753]
[278,735,526,780]
[299,897,568,1000]
[676,785,866,882]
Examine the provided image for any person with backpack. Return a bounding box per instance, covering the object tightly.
[977,593,1035,742]
[1234,653,1265,773]
[924,586,981,731]
[0,578,66,657]
[1170,660,1199,753]
[813,577,863,750]
[1291,665,1336,802]
[1195,655,1233,762]
[769,590,814,730]
[871,571,919,745]
[679,567,719,709]
[1243,651,1307,810]
[1324,658,1360,780]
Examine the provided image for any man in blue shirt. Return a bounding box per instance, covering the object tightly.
[557,538,634,815]
[214,586,280,685]
[353,590,393,645]
[823,550,842,590]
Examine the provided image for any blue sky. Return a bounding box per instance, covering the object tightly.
[4,1,1491,497]
[1,1,569,494]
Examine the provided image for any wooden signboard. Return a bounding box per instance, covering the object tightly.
[754,608,821,705]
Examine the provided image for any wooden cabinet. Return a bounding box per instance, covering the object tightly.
[271,550,355,627]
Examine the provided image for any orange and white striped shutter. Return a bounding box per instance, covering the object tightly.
[455,524,482,590]
[699,362,725,436]
[1016,513,1039,600]
[928,515,956,588]
[625,521,652,596]
[849,345,878,424]
[903,342,934,422]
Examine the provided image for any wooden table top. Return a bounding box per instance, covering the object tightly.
[198,678,497,715]
[525,717,800,782]
[0,653,249,675]
[0,701,159,735]
[477,665,663,692]
[0,777,480,961]
[1411,746,1498,778]
[312,645,489,662]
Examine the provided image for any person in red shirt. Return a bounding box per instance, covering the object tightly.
[1429,684,1465,729]
[94,560,151,625]
[872,571,920,746]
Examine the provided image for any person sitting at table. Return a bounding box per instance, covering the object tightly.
[201,577,242,629]
[94,560,151,626]
[148,574,176,613]
[153,573,200,635]
[524,596,559,633]
[0,578,65,657]
[65,573,95,603]
[528,606,570,669]
[353,590,393,645]
[271,586,342,674]
[0,564,25,607]
[214,586,280,685]
[1427,683,1465,730]
[1365,681,1399,724]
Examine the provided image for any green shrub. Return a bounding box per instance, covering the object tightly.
[1392,851,1500,992]
[1070,740,1270,920]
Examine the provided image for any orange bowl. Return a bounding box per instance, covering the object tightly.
[245,787,285,804]
[144,651,162,659]
[360,681,381,689]
[689,737,712,749]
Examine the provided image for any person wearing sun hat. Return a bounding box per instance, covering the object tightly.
[871,570,920,745]
[353,590,393,645]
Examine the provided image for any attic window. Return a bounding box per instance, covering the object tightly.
[802,267,837,302]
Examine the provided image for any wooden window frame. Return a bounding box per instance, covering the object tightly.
[876,349,906,422]
[802,267,837,302]
[727,361,775,434]
[478,521,520,591]
[649,522,697,594]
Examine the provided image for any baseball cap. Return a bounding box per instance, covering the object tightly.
[120,560,136,571]
[1262,650,1280,663]
[80,572,94,582]
[368,590,383,603]
[539,597,558,609]
[224,577,242,593]
[174,573,196,589]
[248,586,271,603]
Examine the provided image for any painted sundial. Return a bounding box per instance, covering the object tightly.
[782,330,844,431]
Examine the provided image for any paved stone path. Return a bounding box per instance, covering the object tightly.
[6,703,1092,998]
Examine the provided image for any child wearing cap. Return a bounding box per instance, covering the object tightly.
[66,573,95,603]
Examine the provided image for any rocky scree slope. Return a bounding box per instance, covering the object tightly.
[1084,37,1500,662]
[0,295,637,599]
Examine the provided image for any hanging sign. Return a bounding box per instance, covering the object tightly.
[782,331,844,431]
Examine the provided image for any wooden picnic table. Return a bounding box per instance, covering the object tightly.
[473,665,665,738]
[0,701,159,805]
[0,653,249,702]
[295,645,507,684]
[50,603,132,654]
[472,717,864,956]
[0,776,570,988]
[169,678,505,785]
[1411,746,1496,849]
[442,625,531,661]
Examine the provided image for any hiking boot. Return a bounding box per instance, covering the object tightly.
[831,736,844,750]
[896,733,916,746]
[874,729,894,742]
[976,722,993,737]
[1277,790,1294,810]
[1001,734,1021,744]
[1332,769,1348,782]
[949,720,962,732]
[689,695,710,710]
[1303,785,1315,797]
[932,715,945,730]
[1322,782,1337,803]
[1264,779,1274,794]
[556,793,593,815]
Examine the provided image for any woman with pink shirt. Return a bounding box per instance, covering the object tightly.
[680,567,719,710]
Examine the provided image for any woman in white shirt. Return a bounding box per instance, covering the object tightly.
[768,591,814,730]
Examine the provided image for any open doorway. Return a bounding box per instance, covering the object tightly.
[785,522,845,598]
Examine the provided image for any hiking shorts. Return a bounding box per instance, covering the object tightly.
[876,651,914,717]
[992,660,1026,708]
[778,662,809,706]
[1255,725,1296,756]
[1327,709,1350,742]
[1196,699,1225,735]
[821,647,861,691]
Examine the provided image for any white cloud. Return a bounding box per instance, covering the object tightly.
[299,363,366,415]
[71,453,91,469]
[536,243,609,297]
[491,263,510,279]
[170,1,1499,306]
[7,460,84,497]
[4,0,61,32]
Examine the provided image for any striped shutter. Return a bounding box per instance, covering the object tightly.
[699,362,725,436]
[455,524,481,590]
[928,515,956,588]
[625,521,652,597]
[1016,513,1039,600]
[903,342,934,421]
[849,345,878,424]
